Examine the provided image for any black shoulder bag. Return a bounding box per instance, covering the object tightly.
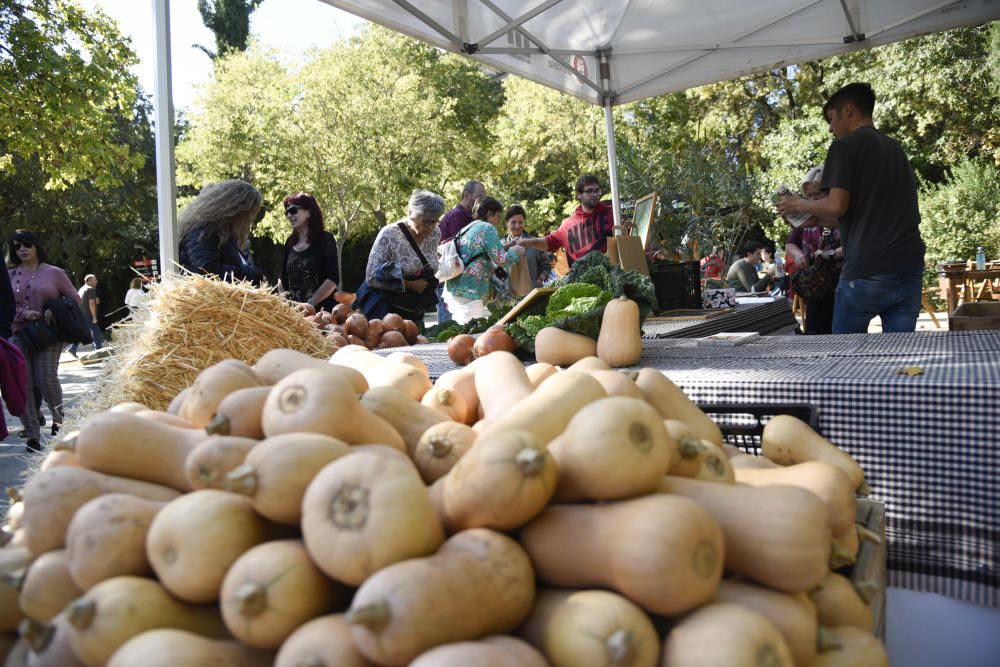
[393,223,439,316]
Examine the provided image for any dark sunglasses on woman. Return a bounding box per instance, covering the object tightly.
[12,241,34,250]
[285,206,300,216]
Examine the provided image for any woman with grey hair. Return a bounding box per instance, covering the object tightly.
[178,179,265,285]
[354,189,444,325]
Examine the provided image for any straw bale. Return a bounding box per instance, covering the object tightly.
[79,274,334,415]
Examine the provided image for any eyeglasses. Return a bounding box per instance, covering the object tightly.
[285,206,301,216]
[418,217,440,227]
[12,241,34,250]
[582,188,602,195]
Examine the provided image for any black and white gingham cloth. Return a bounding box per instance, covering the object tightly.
[382,330,1000,606]
[642,299,800,339]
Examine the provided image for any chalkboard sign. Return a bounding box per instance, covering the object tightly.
[632,192,658,250]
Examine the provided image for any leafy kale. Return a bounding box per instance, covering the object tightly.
[545,282,611,319]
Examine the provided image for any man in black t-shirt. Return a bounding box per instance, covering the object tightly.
[777,83,925,333]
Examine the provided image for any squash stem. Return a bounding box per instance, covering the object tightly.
[5,487,21,503]
[52,434,77,452]
[856,481,871,497]
[346,601,390,631]
[829,540,856,569]
[66,598,97,630]
[605,629,635,664]
[277,385,308,414]
[428,437,453,458]
[17,618,54,652]
[235,582,269,618]
[515,448,546,476]
[223,464,259,496]
[853,579,878,605]
[856,524,882,546]
[678,438,705,460]
[330,485,370,529]
[204,413,232,436]
[816,626,844,653]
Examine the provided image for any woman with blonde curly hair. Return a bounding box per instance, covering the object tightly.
[178,179,265,285]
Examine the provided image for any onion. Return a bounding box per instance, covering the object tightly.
[383,312,405,332]
[327,324,346,336]
[447,334,476,366]
[318,311,334,326]
[402,320,419,344]
[329,333,349,347]
[473,328,515,359]
[365,319,385,349]
[378,331,408,348]
[344,313,369,340]
[331,303,353,324]
[415,335,430,345]
[347,334,367,347]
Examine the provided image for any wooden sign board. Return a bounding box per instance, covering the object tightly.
[496,287,556,326]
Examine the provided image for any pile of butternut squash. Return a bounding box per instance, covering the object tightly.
[0,345,889,667]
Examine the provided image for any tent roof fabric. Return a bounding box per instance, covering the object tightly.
[320,0,1000,106]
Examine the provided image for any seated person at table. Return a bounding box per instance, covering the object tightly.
[514,174,613,267]
[759,247,777,278]
[727,241,773,293]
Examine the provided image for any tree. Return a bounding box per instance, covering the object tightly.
[0,0,144,188]
[194,0,264,58]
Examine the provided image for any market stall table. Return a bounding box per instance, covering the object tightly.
[390,329,999,607]
[642,298,798,338]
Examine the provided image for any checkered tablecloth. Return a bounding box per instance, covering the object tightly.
[642,298,800,339]
[385,330,1000,605]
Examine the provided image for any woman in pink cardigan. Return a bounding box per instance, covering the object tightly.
[7,230,80,453]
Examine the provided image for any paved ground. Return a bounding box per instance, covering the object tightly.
[0,307,952,494]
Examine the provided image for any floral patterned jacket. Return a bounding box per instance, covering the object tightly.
[445,221,520,300]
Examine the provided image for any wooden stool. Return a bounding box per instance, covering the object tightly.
[921,290,941,329]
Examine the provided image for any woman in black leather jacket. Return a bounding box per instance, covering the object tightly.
[178,180,264,285]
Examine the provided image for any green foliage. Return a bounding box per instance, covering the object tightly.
[0,0,144,188]
[195,0,264,58]
[545,282,609,318]
[919,158,1000,269]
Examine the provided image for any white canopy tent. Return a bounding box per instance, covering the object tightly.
[152,0,1000,270]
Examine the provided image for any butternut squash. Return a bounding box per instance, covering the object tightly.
[166,387,188,415]
[274,614,376,667]
[224,432,351,524]
[635,368,722,446]
[660,476,831,593]
[360,386,448,456]
[473,351,534,424]
[63,576,228,667]
[412,421,477,484]
[585,369,644,398]
[260,369,405,451]
[525,362,558,388]
[146,490,270,603]
[65,411,208,491]
[521,494,723,615]
[762,415,865,492]
[549,396,676,502]
[179,359,264,427]
[107,629,274,667]
[204,385,270,439]
[442,430,556,531]
[411,636,548,667]
[386,351,429,376]
[20,467,179,556]
[17,550,82,622]
[478,369,605,446]
[664,423,734,484]
[714,580,819,667]
[736,462,855,536]
[37,449,80,472]
[329,345,431,400]
[108,401,147,413]
[253,347,368,394]
[220,540,349,649]
[568,355,611,372]
[64,494,165,590]
[183,435,259,490]
[660,603,794,667]
[808,572,874,633]
[19,615,86,667]
[830,524,859,569]
[0,548,31,632]
[134,409,198,429]
[420,386,468,423]
[597,296,643,367]
[519,588,659,667]
[730,452,781,469]
[347,529,534,666]
[812,627,887,667]
[534,327,597,367]
[301,449,444,586]
[432,368,479,425]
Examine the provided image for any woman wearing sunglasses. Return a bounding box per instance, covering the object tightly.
[178,180,265,285]
[6,230,80,453]
[277,193,339,314]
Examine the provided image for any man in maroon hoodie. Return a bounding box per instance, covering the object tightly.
[515,174,614,266]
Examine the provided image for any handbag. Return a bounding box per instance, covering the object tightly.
[45,295,94,345]
[12,319,61,353]
[791,257,838,301]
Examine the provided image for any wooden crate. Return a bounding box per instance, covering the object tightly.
[852,499,887,639]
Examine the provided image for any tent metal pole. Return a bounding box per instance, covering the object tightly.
[603,101,622,233]
[152,0,177,277]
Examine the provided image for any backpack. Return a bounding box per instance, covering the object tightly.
[435,224,486,282]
